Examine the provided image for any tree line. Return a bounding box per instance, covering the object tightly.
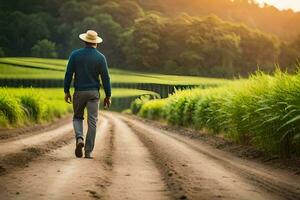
[0,0,299,77]
[139,0,300,41]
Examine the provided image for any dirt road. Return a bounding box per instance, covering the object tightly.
[0,112,299,200]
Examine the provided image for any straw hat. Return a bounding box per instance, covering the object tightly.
[79,30,103,44]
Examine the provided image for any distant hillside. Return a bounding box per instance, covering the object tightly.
[137,0,300,40]
[0,0,299,77]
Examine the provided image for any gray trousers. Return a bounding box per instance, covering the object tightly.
[73,90,99,153]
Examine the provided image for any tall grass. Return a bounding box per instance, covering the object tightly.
[139,99,167,120]
[135,71,300,157]
[0,87,161,128]
[0,91,24,125]
[0,88,72,128]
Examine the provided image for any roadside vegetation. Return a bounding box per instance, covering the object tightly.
[0,57,225,127]
[0,88,159,128]
[0,88,72,128]
[133,70,300,157]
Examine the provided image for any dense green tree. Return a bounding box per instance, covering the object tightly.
[5,11,30,56]
[3,11,52,56]
[0,0,297,77]
[0,0,45,13]
[279,35,300,72]
[93,14,123,66]
[290,35,300,52]
[91,0,144,27]
[59,0,88,24]
[0,47,5,57]
[123,13,166,70]
[31,39,58,58]
[138,0,300,41]
[55,23,74,58]
[25,13,52,49]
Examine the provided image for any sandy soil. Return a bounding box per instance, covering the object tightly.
[0,112,299,200]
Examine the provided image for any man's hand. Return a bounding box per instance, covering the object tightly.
[65,93,72,104]
[103,97,111,109]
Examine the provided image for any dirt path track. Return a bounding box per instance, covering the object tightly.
[0,112,299,200]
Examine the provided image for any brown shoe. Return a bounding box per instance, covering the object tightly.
[75,138,84,158]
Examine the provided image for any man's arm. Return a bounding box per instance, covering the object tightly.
[64,54,75,103]
[100,56,111,98]
[100,56,111,108]
[64,54,75,93]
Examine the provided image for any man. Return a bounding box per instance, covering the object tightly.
[64,30,111,159]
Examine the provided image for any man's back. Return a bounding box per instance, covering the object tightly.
[64,47,111,97]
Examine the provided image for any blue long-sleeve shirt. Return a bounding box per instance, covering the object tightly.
[64,47,111,97]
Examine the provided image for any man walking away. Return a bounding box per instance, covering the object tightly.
[64,30,111,159]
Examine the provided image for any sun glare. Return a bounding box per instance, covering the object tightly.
[256,0,300,11]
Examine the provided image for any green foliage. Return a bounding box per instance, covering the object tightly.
[44,100,72,119]
[137,71,300,157]
[1,0,296,77]
[0,88,72,128]
[31,39,57,58]
[92,1,144,27]
[138,0,300,41]
[59,0,88,24]
[279,36,300,72]
[2,11,52,56]
[111,89,159,98]
[0,47,5,57]
[165,91,188,126]
[0,87,162,128]
[123,13,166,70]
[19,93,43,122]
[0,92,24,125]
[122,109,132,114]
[139,99,167,120]
[130,95,152,114]
[122,13,280,77]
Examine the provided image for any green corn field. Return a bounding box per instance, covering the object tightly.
[135,70,300,157]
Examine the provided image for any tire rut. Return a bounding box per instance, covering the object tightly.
[119,113,291,200]
[103,112,172,200]
[0,132,73,175]
[0,116,114,199]
[0,122,73,156]
[95,115,116,197]
[160,130,300,200]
